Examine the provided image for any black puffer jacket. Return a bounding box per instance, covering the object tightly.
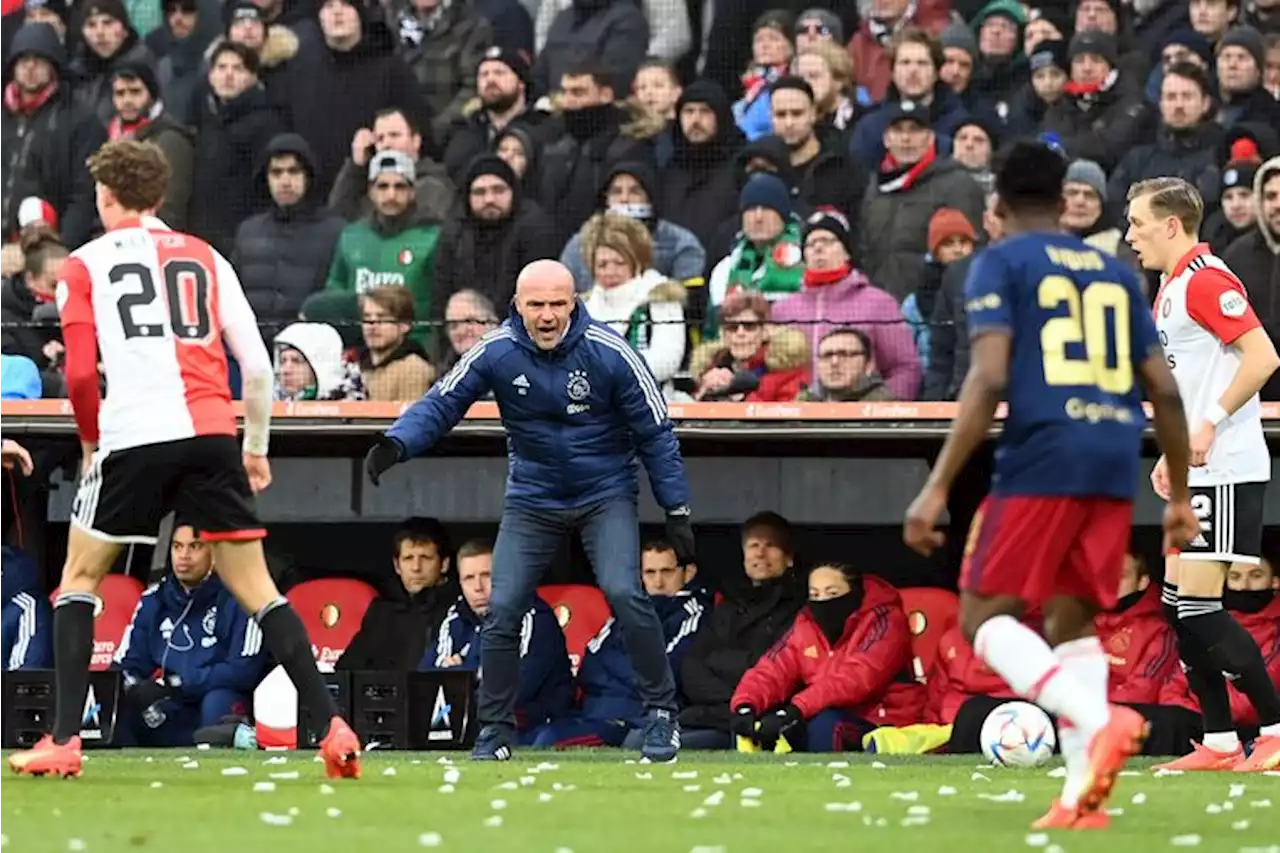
[922,254,972,401]
[1223,157,1280,401]
[1106,123,1223,223]
[659,79,745,252]
[336,575,460,672]
[1041,71,1154,172]
[532,0,649,96]
[68,28,155,126]
[232,133,345,325]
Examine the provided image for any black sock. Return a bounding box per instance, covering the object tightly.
[1174,596,1235,735]
[255,598,338,737]
[1197,610,1280,728]
[52,594,97,743]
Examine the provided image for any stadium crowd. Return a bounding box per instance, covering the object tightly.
[2,0,1279,403]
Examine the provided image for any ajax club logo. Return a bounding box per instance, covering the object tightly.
[566,370,591,401]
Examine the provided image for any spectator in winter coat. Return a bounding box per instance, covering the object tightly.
[1224,155,1280,399]
[285,0,430,198]
[107,61,195,229]
[357,285,435,400]
[533,0,649,97]
[1215,25,1280,128]
[338,517,459,671]
[439,287,499,370]
[769,77,863,221]
[495,123,541,194]
[966,0,1029,119]
[773,209,920,399]
[222,0,302,117]
[658,79,746,253]
[115,525,269,746]
[847,0,951,104]
[534,0,688,72]
[20,0,71,43]
[938,21,978,105]
[1,23,106,247]
[233,132,345,327]
[531,538,710,748]
[857,99,985,304]
[395,0,492,145]
[679,512,808,747]
[950,117,997,199]
[579,213,686,389]
[1040,29,1153,172]
[730,564,925,753]
[2,545,52,670]
[331,107,455,226]
[150,0,221,125]
[423,538,574,740]
[1143,27,1214,108]
[1203,154,1260,253]
[795,42,863,141]
[434,155,559,312]
[1061,159,1125,257]
[188,41,284,254]
[688,290,812,403]
[561,160,705,292]
[732,9,795,142]
[441,45,542,186]
[537,59,660,248]
[1246,0,1280,34]
[849,27,968,182]
[904,207,976,377]
[707,173,805,315]
[1003,37,1068,140]
[69,0,156,125]
[1192,0,1242,46]
[273,320,366,401]
[0,223,66,393]
[326,150,444,350]
[795,327,896,402]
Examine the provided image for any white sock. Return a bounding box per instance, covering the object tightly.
[1052,636,1110,807]
[1203,731,1241,752]
[973,615,1109,734]
[1260,723,1280,738]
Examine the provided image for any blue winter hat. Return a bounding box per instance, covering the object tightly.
[739,172,792,218]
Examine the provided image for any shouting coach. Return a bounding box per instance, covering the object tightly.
[364,260,694,762]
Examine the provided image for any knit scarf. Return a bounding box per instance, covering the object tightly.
[726,221,804,296]
[740,63,787,105]
[803,262,851,288]
[107,100,163,140]
[3,81,57,116]
[878,141,936,193]
[1063,69,1118,107]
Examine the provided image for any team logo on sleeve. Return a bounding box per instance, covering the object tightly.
[1219,290,1247,318]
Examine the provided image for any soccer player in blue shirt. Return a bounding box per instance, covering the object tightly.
[904,141,1200,829]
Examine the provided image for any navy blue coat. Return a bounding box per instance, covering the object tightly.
[387,303,690,511]
[848,85,969,173]
[115,574,267,701]
[1,546,52,670]
[422,595,573,730]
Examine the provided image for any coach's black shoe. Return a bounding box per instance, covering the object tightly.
[470,725,515,761]
[640,709,680,763]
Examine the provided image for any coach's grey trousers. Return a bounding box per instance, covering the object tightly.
[478,496,678,730]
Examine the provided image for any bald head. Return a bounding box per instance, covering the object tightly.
[515,260,577,350]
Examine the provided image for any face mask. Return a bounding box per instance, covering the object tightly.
[808,581,863,644]
[608,202,653,221]
[1223,588,1276,614]
[1112,590,1145,613]
[563,102,613,142]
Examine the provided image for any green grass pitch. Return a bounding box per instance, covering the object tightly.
[3,751,1278,852]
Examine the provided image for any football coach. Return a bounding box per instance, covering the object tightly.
[364,259,694,762]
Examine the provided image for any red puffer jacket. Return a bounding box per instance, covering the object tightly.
[731,575,925,726]
[1095,586,1180,706]
[924,625,1015,725]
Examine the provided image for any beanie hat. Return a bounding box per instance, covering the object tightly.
[954,115,1000,150]
[1218,25,1266,73]
[80,0,128,26]
[972,0,1028,30]
[752,8,794,36]
[24,0,71,28]
[1163,28,1213,66]
[1221,160,1260,194]
[1068,29,1118,67]
[1064,158,1107,202]
[940,20,978,59]
[740,172,792,218]
[927,208,977,256]
[769,75,814,101]
[478,44,532,90]
[465,154,517,194]
[803,207,853,256]
[795,7,842,42]
[1026,4,1072,42]
[226,0,264,31]
[1029,38,1068,73]
[111,59,160,100]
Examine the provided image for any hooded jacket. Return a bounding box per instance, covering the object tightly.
[2,545,52,670]
[338,572,459,672]
[69,20,155,125]
[577,586,711,724]
[114,572,268,703]
[771,268,922,400]
[1,23,107,247]
[424,593,573,731]
[149,0,225,123]
[689,327,812,404]
[561,160,707,292]
[232,133,346,323]
[1223,155,1280,400]
[386,303,690,512]
[532,0,649,97]
[582,271,686,385]
[659,80,745,251]
[1094,584,1180,706]
[441,101,547,187]
[273,321,364,401]
[731,575,925,727]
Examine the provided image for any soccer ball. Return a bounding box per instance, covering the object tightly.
[979,701,1056,768]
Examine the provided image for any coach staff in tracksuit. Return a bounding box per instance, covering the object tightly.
[364,259,695,763]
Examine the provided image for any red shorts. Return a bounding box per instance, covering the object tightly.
[959,495,1132,610]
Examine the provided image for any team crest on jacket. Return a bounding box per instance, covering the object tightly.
[203,606,217,635]
[772,242,802,267]
[398,249,414,265]
[566,369,591,401]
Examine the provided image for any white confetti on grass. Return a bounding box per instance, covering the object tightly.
[688,808,707,819]
[326,808,341,819]
[438,785,455,794]
[221,767,248,776]
[175,755,190,762]
[254,782,277,793]
[519,776,536,786]
[67,840,86,852]
[978,790,1026,803]
[740,799,762,808]
[1024,833,1048,847]
[270,771,300,780]
[1106,808,1125,816]
[537,793,553,803]
[383,767,397,777]
[1207,804,1223,815]
[1232,820,1251,830]
[900,816,930,827]
[742,787,763,798]
[702,791,725,807]
[635,772,653,780]
[551,783,577,792]
[1154,768,1185,777]
[490,800,507,811]
[1045,845,1064,853]
[1118,770,1140,777]
[1169,834,1201,846]
[689,847,726,853]
[416,832,442,848]
[482,816,503,829]
[683,785,702,792]
[673,771,698,779]
[182,761,199,770]
[537,762,560,771]
[149,782,163,789]
[288,808,300,817]
[1251,800,1273,808]
[827,761,849,768]
[1046,767,1067,779]
[443,768,461,784]
[1229,784,1247,798]
[1132,793,1148,805]
[971,772,990,782]
[937,786,957,796]
[890,792,918,802]
[907,806,931,817]
[871,761,887,769]
[712,774,732,785]
[264,756,288,765]
[259,813,292,827]
[496,780,518,790]
[823,802,862,812]
[319,784,335,795]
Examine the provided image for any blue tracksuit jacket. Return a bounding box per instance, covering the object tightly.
[578,587,710,724]
[422,595,573,730]
[386,304,690,511]
[114,573,267,701]
[2,546,52,670]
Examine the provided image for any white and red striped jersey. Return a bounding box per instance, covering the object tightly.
[56,216,270,453]
[1154,243,1270,486]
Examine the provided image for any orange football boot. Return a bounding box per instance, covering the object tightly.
[1234,735,1280,772]
[1077,706,1148,814]
[7,735,83,778]
[1154,741,1243,771]
[1031,800,1111,830]
[318,716,361,779]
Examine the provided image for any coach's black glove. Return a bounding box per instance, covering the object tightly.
[756,704,804,751]
[125,677,174,710]
[665,506,696,565]
[730,706,759,741]
[364,436,406,486]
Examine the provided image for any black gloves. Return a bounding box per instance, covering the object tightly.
[756,703,804,750]
[665,505,696,565]
[730,706,758,740]
[126,677,174,710]
[364,436,406,486]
